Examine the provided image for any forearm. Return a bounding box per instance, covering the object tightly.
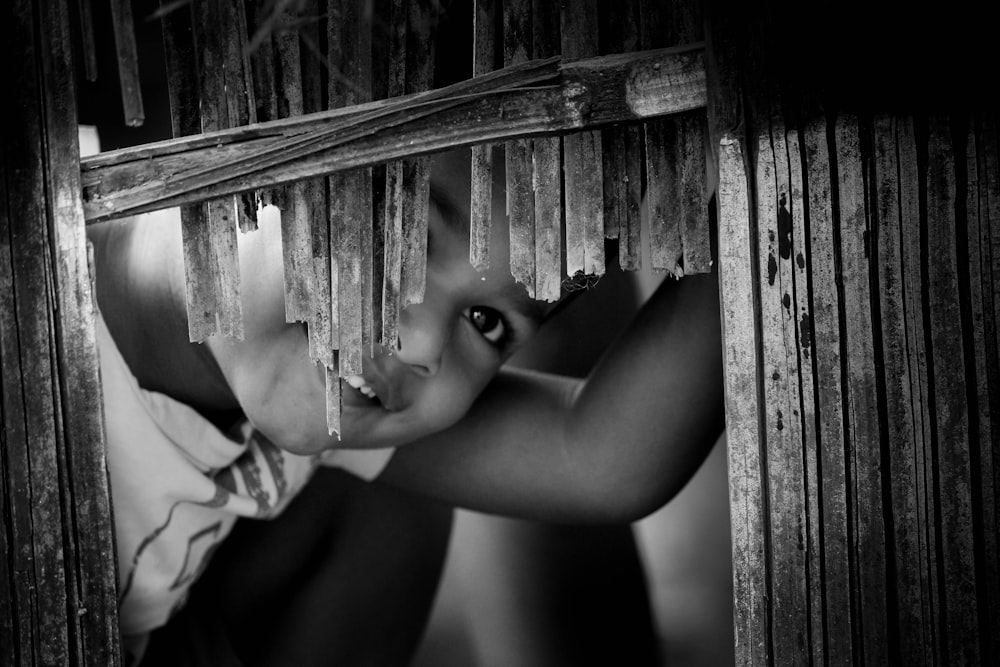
[381,271,725,523]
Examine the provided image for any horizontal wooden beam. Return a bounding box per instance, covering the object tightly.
[81,44,705,223]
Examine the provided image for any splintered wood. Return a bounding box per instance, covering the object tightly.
[560,0,604,280]
[469,0,495,272]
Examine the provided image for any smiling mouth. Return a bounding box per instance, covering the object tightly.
[344,375,383,407]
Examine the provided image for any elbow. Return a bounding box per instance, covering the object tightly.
[574,466,683,525]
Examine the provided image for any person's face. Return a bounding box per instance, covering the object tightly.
[337,159,543,449]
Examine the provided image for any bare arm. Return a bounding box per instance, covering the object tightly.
[379,269,725,524]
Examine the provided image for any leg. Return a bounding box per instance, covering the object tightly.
[142,467,453,667]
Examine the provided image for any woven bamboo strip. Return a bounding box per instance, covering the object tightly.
[469,0,496,272]
[504,0,535,296]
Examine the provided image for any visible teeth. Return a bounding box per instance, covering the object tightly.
[345,375,378,399]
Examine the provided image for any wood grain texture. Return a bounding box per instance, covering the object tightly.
[804,115,854,664]
[926,115,980,664]
[504,0,535,295]
[560,0,603,279]
[81,46,707,223]
[717,133,768,667]
[469,0,496,272]
[873,114,929,665]
[835,114,888,665]
[756,122,808,666]
[897,116,941,665]
[109,0,144,126]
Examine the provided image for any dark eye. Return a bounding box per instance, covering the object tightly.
[466,306,507,345]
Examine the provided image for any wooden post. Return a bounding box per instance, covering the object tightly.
[1,0,120,664]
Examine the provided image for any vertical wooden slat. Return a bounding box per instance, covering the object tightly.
[967,113,1000,661]
[504,0,535,295]
[399,0,435,308]
[329,0,373,382]
[598,0,643,272]
[638,0,679,276]
[299,2,335,369]
[184,0,244,342]
[836,114,889,664]
[979,112,1000,657]
[671,0,710,276]
[381,0,407,349]
[4,4,69,661]
[220,0,258,232]
[469,0,495,272]
[531,0,561,302]
[561,0,604,278]
[0,155,17,664]
[108,0,144,126]
[272,5,314,326]
[926,115,980,664]
[77,0,97,81]
[718,133,768,667]
[757,119,809,666]
[804,114,855,663]
[160,1,216,342]
[39,0,120,659]
[785,123,825,666]
[898,116,941,665]
[874,114,928,664]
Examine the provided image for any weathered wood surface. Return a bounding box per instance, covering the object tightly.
[81,45,707,223]
[504,0,536,296]
[530,0,561,301]
[717,132,768,667]
[598,0,643,271]
[560,0,604,279]
[1,0,120,663]
[469,0,496,272]
[108,0,143,126]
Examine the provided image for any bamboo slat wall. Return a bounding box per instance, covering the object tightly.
[710,1,1000,664]
[0,0,120,664]
[88,0,710,436]
[5,0,999,664]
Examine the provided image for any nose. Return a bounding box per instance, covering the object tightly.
[395,304,449,377]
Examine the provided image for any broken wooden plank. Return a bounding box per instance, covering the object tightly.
[329,0,373,379]
[469,0,495,272]
[717,132,768,667]
[381,0,408,348]
[561,0,603,279]
[530,0,560,302]
[81,45,708,223]
[599,0,643,271]
[399,0,435,308]
[504,0,535,295]
[271,5,314,326]
[109,0,144,126]
[219,0,258,232]
[192,0,242,340]
[160,0,218,341]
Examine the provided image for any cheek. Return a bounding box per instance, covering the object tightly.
[410,339,500,433]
